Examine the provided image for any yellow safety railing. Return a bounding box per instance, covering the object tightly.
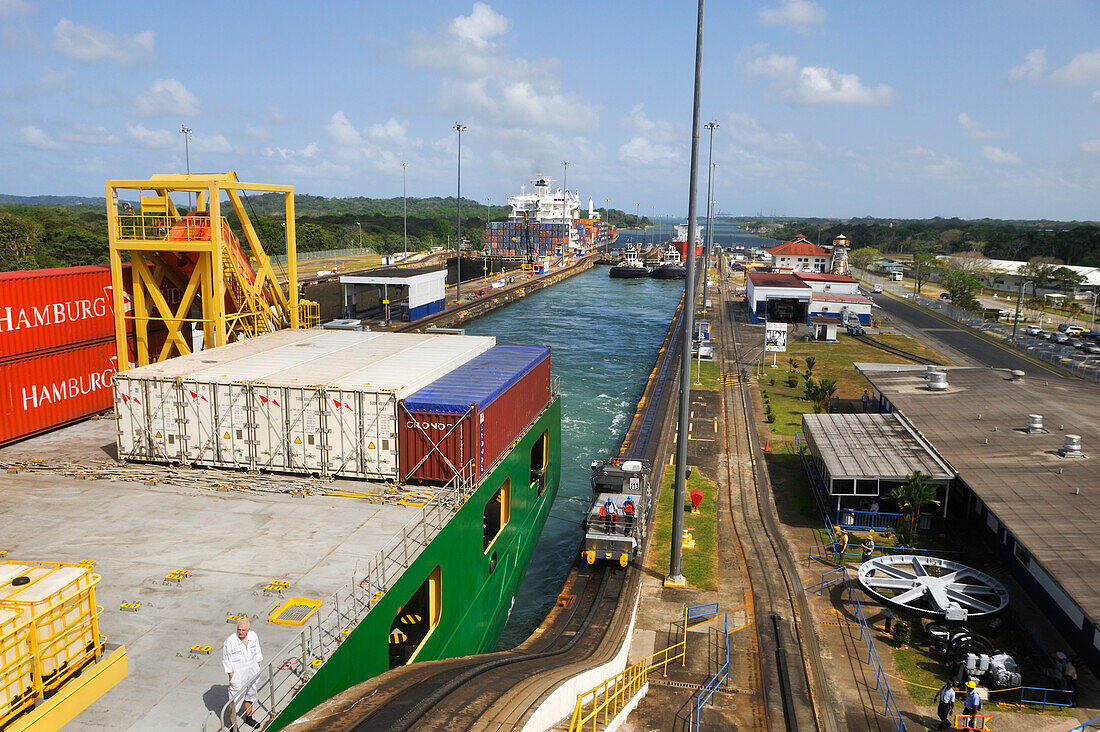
[569,607,690,732]
[953,714,992,730]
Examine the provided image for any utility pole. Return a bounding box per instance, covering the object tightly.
[703,121,719,310]
[562,161,570,256]
[180,125,192,210]
[401,161,408,264]
[453,123,466,302]
[668,0,706,588]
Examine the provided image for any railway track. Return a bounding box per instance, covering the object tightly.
[714,285,838,732]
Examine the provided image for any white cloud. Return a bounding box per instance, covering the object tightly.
[1049,49,1100,86]
[1009,48,1046,82]
[900,145,961,180]
[265,142,318,160]
[724,112,814,153]
[19,125,63,149]
[323,111,362,147]
[52,18,153,65]
[745,53,894,105]
[133,78,200,117]
[1081,140,1100,153]
[982,145,1022,166]
[745,53,798,80]
[404,5,598,134]
[366,118,408,146]
[1094,90,1100,108]
[61,124,120,146]
[758,0,826,28]
[126,123,176,149]
[262,105,288,124]
[450,2,509,49]
[39,66,71,91]
[243,125,270,139]
[617,104,680,165]
[957,112,1003,140]
[0,0,33,18]
[192,134,231,153]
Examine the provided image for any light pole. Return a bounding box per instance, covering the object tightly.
[704,121,719,285]
[603,198,611,253]
[453,123,466,302]
[668,0,706,589]
[562,161,570,254]
[356,222,362,248]
[401,162,408,264]
[180,125,192,210]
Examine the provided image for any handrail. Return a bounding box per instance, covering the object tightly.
[1019,685,1074,711]
[208,463,478,731]
[843,574,909,731]
[569,604,707,732]
[692,612,729,731]
[1067,715,1100,731]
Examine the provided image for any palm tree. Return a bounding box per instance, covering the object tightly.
[888,470,941,547]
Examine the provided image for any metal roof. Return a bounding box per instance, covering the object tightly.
[861,366,1100,623]
[801,412,955,480]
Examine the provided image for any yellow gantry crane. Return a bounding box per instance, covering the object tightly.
[105,172,319,369]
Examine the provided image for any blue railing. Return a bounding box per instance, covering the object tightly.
[835,509,903,532]
[1066,715,1100,731]
[806,542,961,569]
[843,573,909,732]
[687,602,719,624]
[1020,685,1074,711]
[819,566,848,595]
[692,612,730,731]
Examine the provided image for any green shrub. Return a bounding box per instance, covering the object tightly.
[893,619,912,645]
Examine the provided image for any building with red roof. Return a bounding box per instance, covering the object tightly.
[769,235,833,273]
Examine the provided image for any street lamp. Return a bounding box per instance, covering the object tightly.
[703,121,719,309]
[561,161,570,255]
[401,161,408,265]
[356,222,362,248]
[635,202,640,244]
[453,123,466,302]
[180,125,192,210]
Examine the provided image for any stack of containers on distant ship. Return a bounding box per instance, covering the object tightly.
[0,265,183,446]
[399,345,551,484]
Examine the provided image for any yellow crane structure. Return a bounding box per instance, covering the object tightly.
[104,172,320,369]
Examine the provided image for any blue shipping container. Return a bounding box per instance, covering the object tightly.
[402,345,550,415]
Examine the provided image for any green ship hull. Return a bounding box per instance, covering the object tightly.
[271,398,562,729]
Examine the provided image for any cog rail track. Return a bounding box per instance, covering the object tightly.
[715,283,838,732]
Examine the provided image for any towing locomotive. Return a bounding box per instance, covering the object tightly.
[582,458,652,567]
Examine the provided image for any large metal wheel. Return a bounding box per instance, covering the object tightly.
[856,554,1009,620]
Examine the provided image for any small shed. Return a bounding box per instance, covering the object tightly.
[340,267,447,322]
[809,316,839,342]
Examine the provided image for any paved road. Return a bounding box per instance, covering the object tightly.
[874,293,1059,376]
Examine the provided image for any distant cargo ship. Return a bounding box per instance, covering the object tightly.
[483,176,617,259]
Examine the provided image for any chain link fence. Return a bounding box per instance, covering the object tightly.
[855,269,1100,383]
[271,247,374,265]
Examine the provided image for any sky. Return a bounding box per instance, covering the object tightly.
[1,0,1099,221]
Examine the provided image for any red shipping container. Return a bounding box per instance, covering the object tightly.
[0,332,169,446]
[398,346,551,484]
[0,264,181,362]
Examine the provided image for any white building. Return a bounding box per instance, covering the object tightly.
[769,235,833,273]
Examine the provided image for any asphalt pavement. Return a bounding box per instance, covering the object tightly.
[874,293,1059,376]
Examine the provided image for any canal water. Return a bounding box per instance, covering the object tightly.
[461,265,685,649]
[617,220,780,249]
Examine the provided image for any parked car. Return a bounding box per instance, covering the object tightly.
[1053,333,1071,344]
[872,284,883,294]
[1064,325,1086,336]
[1080,343,1100,355]
[1024,325,1043,336]
[939,292,951,300]
[1067,338,1085,349]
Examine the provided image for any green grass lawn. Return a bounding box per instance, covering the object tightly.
[647,466,719,591]
[689,357,721,390]
[758,334,946,435]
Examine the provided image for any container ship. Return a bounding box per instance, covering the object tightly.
[483,176,616,260]
[0,328,561,730]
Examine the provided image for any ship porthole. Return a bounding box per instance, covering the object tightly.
[489,551,498,574]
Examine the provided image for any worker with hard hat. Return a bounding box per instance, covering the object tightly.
[601,496,618,534]
[622,496,635,534]
[962,680,982,728]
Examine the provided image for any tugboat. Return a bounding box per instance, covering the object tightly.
[649,246,686,279]
[608,248,651,278]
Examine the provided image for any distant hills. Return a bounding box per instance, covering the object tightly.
[0,194,107,207]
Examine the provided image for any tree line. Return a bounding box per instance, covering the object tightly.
[0,196,644,271]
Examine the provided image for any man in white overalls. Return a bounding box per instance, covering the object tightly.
[222,618,263,728]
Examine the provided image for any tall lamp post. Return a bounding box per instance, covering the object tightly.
[180,125,192,210]
[561,161,570,255]
[668,0,706,589]
[704,122,719,293]
[603,198,611,253]
[453,123,466,302]
[356,222,362,248]
[401,161,408,265]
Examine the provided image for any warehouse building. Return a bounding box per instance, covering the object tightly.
[859,364,1100,671]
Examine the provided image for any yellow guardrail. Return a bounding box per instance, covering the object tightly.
[569,607,691,732]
